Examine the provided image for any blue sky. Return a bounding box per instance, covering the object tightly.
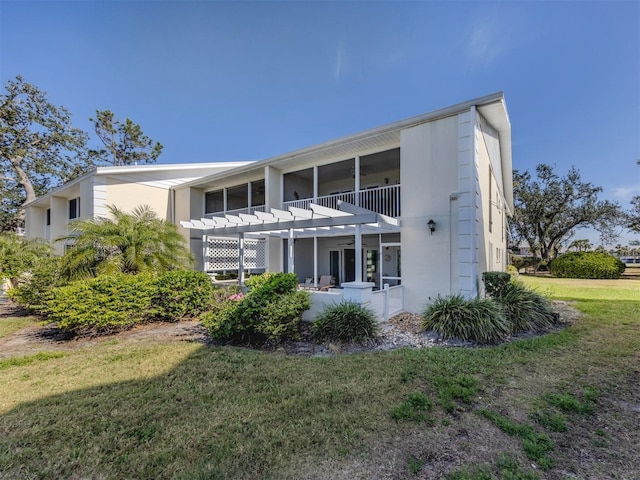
[2,0,639,243]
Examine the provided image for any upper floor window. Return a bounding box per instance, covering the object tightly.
[205,190,224,214]
[69,197,80,219]
[46,208,51,226]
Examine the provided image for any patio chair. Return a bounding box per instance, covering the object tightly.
[317,275,335,291]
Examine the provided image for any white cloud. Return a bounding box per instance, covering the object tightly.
[609,184,640,203]
[334,41,343,83]
[466,15,510,68]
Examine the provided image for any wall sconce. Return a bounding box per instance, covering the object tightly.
[427,219,436,235]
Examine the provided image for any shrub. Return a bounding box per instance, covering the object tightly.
[45,274,156,333]
[9,256,65,314]
[494,281,556,333]
[506,264,519,276]
[201,273,310,344]
[422,294,509,344]
[312,300,380,344]
[257,291,311,341]
[550,251,625,279]
[482,271,511,297]
[151,270,214,321]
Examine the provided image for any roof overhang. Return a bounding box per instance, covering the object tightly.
[178,92,509,191]
[180,201,400,239]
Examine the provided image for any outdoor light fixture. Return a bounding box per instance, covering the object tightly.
[427,219,436,234]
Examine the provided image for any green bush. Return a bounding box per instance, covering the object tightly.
[151,270,214,321]
[422,294,509,344]
[482,271,511,297]
[312,300,380,344]
[257,291,311,341]
[550,251,625,279]
[9,256,65,314]
[201,273,310,344]
[494,281,557,333]
[45,274,156,333]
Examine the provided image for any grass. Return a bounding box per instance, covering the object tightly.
[0,315,35,338]
[0,275,639,478]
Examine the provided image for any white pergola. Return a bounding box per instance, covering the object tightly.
[180,200,400,285]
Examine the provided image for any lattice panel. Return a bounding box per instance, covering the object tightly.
[205,236,266,271]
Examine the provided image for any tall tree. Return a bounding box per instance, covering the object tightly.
[58,204,192,280]
[0,76,92,231]
[511,164,622,261]
[627,195,640,233]
[90,110,163,166]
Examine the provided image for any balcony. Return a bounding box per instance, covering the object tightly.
[283,184,400,217]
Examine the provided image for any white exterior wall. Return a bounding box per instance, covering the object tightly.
[475,113,508,282]
[49,196,68,254]
[400,115,460,314]
[92,175,108,218]
[455,108,479,297]
[105,178,170,218]
[175,186,206,270]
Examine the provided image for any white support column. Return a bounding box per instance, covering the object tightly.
[354,155,360,206]
[238,233,245,286]
[247,182,252,213]
[355,223,362,283]
[202,234,208,272]
[288,228,295,274]
[223,187,228,213]
[378,233,383,288]
[313,165,318,203]
[313,236,318,287]
[280,173,284,209]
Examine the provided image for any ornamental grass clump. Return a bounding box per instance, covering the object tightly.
[312,300,380,344]
[494,281,557,333]
[422,294,509,344]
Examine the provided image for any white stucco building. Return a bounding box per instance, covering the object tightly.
[24,162,251,255]
[178,92,513,315]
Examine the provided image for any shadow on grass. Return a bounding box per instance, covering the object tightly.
[1,297,637,479]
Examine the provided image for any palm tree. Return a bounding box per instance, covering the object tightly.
[0,232,53,288]
[58,205,193,280]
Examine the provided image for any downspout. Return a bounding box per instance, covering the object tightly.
[470,106,479,297]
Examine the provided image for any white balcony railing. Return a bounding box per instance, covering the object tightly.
[283,184,400,217]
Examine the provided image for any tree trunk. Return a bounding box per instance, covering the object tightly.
[10,156,37,225]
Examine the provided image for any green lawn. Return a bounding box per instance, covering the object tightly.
[0,315,35,338]
[1,276,638,479]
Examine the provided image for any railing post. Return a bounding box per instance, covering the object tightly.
[383,283,389,322]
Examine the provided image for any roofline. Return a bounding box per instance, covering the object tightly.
[24,161,253,208]
[178,91,507,189]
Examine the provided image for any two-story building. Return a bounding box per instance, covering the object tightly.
[177,92,513,315]
[25,162,251,255]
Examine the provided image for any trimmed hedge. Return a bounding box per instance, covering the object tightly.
[201,272,310,344]
[45,274,157,333]
[550,252,625,279]
[44,269,217,334]
[482,271,511,297]
[151,270,214,321]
